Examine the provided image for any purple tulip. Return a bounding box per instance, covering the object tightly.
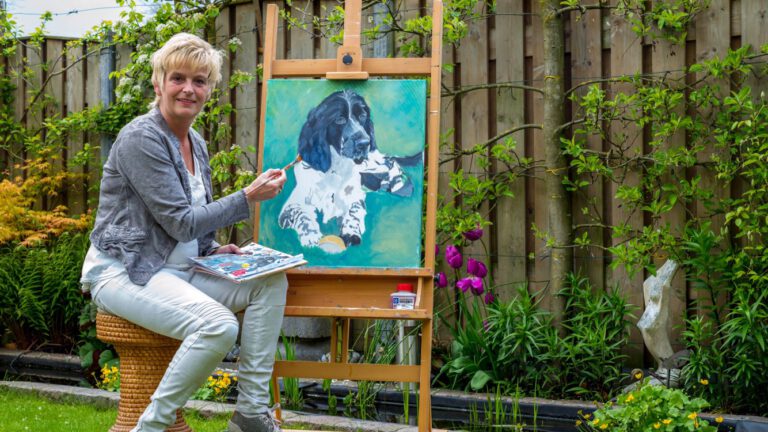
[463,226,484,241]
[435,272,448,288]
[445,245,463,269]
[484,292,495,304]
[467,258,488,278]
[456,277,472,293]
[470,277,484,295]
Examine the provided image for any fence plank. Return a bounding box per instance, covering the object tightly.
[608,0,645,366]
[741,0,768,99]
[213,5,232,154]
[234,2,260,243]
[115,43,132,73]
[0,54,8,174]
[570,6,605,292]
[288,0,314,60]
[11,43,26,181]
[693,0,731,326]
[65,43,87,215]
[318,0,338,59]
[45,40,66,211]
[493,0,527,300]
[456,1,489,297]
[27,43,44,210]
[528,0,551,307]
[435,24,457,346]
[85,43,101,209]
[651,23,687,352]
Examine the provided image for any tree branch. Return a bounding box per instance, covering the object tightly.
[556,3,613,16]
[443,82,543,98]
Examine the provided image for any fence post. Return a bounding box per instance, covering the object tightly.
[100,30,116,163]
[372,1,393,58]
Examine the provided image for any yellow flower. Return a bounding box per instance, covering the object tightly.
[575,420,582,426]
[700,378,709,385]
[625,394,635,402]
[715,416,724,424]
[583,413,591,420]
[233,376,238,381]
[662,419,672,425]
[653,423,661,429]
[592,418,600,425]
[688,412,698,420]
[634,370,644,380]
[600,424,608,430]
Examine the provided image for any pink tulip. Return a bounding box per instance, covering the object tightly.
[445,245,463,269]
[463,226,484,241]
[484,292,495,304]
[435,272,448,288]
[467,258,488,278]
[470,277,484,295]
[456,277,472,293]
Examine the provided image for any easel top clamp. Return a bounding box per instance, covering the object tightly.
[254,0,444,320]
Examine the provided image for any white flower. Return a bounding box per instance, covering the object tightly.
[136,53,148,64]
[118,77,133,88]
[229,37,242,46]
[121,94,133,104]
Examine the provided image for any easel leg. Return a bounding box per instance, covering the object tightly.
[271,372,282,420]
[418,319,433,432]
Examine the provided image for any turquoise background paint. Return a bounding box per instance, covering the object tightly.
[258,79,427,268]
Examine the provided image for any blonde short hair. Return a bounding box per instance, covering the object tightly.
[150,33,223,107]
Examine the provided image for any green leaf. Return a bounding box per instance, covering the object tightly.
[470,370,491,390]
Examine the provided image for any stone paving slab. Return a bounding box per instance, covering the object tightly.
[0,381,422,432]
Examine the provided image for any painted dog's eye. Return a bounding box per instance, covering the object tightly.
[358,113,368,122]
[334,117,347,125]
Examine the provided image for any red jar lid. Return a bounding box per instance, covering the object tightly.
[397,283,414,292]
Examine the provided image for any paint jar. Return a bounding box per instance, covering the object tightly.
[391,283,416,310]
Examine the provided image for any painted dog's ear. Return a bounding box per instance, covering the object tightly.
[298,108,331,172]
[365,114,377,152]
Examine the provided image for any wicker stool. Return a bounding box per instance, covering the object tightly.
[96,312,192,432]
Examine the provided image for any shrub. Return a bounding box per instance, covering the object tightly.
[576,379,719,432]
[0,232,90,351]
[439,274,633,400]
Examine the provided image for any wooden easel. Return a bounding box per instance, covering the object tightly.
[254,1,443,430]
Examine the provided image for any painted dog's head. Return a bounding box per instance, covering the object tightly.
[298,90,377,172]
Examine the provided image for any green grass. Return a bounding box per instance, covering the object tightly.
[0,387,230,432]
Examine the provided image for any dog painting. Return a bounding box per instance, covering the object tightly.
[258,80,426,268]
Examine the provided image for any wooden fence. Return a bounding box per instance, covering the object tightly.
[2,0,767,366]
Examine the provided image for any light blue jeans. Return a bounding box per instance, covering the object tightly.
[91,267,288,432]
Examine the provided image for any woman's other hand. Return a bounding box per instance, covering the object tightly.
[213,244,243,254]
[244,168,287,203]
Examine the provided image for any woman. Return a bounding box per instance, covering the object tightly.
[81,33,287,432]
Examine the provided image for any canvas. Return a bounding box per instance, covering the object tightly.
[258,79,427,268]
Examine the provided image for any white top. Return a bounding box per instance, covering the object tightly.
[81,154,207,289]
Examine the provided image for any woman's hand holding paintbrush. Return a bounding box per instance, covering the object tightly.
[243,155,301,203]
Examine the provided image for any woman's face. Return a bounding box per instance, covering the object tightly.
[155,65,210,125]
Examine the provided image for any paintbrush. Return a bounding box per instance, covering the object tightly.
[282,154,302,171]
[249,155,302,195]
